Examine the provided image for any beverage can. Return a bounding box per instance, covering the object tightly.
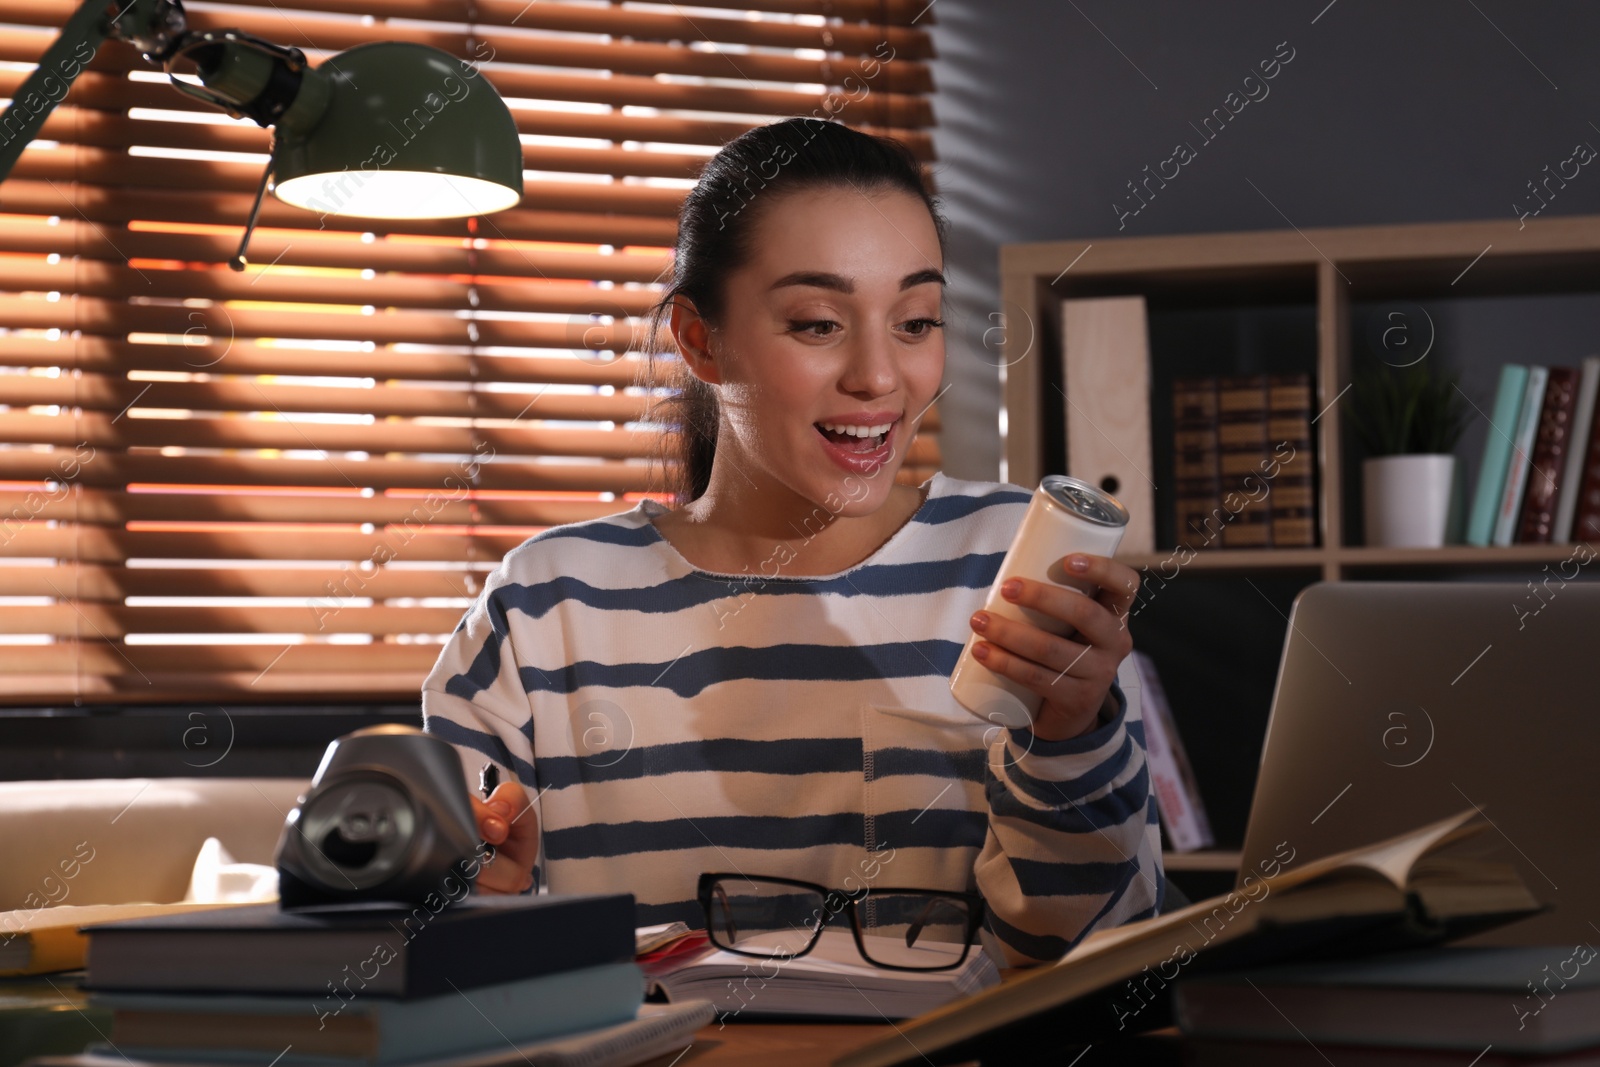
[949,475,1129,729]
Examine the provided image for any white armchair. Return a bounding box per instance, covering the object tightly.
[0,778,311,912]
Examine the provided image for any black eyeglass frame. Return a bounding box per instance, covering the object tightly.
[695,872,986,973]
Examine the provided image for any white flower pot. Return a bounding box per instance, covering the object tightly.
[1363,454,1456,548]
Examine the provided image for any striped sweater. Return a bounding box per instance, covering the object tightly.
[420,471,1164,965]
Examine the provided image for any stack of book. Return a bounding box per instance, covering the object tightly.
[1174,945,1600,1065]
[53,894,681,1067]
[1467,357,1600,546]
[1172,373,1316,551]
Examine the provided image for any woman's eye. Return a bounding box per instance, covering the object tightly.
[899,317,946,336]
[787,319,840,337]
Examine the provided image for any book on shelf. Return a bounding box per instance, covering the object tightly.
[1060,296,1156,554]
[1553,356,1600,542]
[1465,360,1600,547]
[1517,365,1582,544]
[1494,365,1550,546]
[1172,377,1221,552]
[1169,373,1315,552]
[649,926,999,1021]
[81,962,647,1066]
[1217,375,1271,548]
[1467,363,1530,547]
[1569,361,1600,544]
[1125,651,1213,852]
[1267,372,1316,547]
[79,894,637,997]
[1173,944,1600,1055]
[834,809,1544,1067]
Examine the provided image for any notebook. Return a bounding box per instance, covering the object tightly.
[79,895,635,997]
[86,962,646,1065]
[22,1000,714,1067]
[651,927,1000,1021]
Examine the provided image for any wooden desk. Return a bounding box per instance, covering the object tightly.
[639,1021,1184,1066]
[640,1021,885,1066]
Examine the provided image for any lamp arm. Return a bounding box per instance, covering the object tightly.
[0,0,180,183]
[0,0,324,188]
[0,0,113,183]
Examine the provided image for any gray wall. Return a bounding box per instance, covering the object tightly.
[922,3,1600,846]
[927,0,1600,482]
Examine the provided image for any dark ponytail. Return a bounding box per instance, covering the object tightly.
[639,118,945,507]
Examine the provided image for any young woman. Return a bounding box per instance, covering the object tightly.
[421,118,1161,966]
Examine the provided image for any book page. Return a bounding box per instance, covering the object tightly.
[1068,808,1483,961]
[1227,808,1484,897]
[1319,810,1486,888]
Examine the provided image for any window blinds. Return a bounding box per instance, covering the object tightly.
[0,0,942,705]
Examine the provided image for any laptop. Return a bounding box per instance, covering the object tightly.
[1236,578,1600,945]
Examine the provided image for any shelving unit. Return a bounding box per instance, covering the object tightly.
[999,215,1600,884]
[999,213,1600,579]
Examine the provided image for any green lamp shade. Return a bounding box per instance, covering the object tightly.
[271,42,522,220]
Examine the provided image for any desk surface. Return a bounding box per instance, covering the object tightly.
[644,1021,882,1066]
[639,1021,1184,1067]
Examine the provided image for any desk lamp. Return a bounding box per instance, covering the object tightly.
[0,0,523,268]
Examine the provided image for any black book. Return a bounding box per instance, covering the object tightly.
[81,893,636,999]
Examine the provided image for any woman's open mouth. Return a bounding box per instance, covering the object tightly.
[814,418,898,472]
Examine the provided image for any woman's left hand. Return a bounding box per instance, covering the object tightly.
[968,553,1140,743]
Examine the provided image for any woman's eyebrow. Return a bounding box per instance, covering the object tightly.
[768,268,947,293]
[900,267,946,290]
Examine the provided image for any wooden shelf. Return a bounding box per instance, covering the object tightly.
[1118,548,1326,571]
[1336,543,1592,567]
[1118,542,1592,572]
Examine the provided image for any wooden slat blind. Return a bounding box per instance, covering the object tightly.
[0,0,942,705]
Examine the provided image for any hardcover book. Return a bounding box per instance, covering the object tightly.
[1553,356,1600,542]
[1172,377,1221,551]
[1174,944,1600,1054]
[1467,364,1530,547]
[1568,366,1600,544]
[1266,372,1315,547]
[1216,375,1271,548]
[1516,365,1580,544]
[1494,365,1549,546]
[80,894,637,999]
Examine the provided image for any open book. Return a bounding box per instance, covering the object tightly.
[649,926,1000,1021]
[836,809,1544,1067]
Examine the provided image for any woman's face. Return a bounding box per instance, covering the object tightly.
[684,183,946,516]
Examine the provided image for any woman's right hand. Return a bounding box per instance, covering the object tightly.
[470,781,540,894]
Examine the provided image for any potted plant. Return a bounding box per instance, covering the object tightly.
[1348,361,1471,548]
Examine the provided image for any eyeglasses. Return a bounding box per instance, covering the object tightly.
[696,873,986,972]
